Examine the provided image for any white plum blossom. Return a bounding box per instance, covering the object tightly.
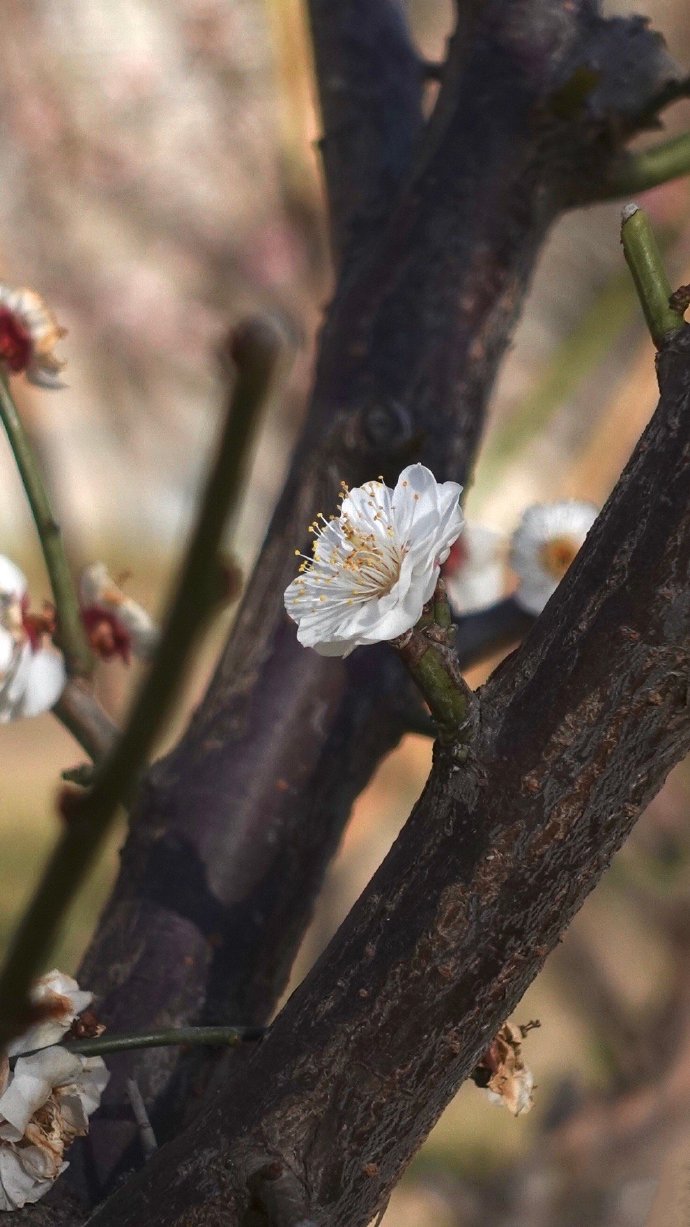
[7,971,94,1059]
[0,1047,108,1210]
[0,556,65,722]
[284,464,464,657]
[0,286,66,389]
[79,563,158,662]
[509,500,599,615]
[443,522,505,613]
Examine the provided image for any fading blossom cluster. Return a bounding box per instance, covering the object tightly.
[284,465,464,657]
[0,556,65,723]
[0,972,108,1211]
[0,287,66,390]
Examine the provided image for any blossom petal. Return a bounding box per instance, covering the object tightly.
[8,971,93,1058]
[0,557,27,600]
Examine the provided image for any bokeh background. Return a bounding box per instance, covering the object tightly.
[2,2,690,1224]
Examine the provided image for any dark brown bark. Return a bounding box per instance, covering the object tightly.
[83,324,690,1227]
[306,0,424,266]
[21,0,686,1220]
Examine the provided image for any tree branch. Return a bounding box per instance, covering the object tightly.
[306,0,424,266]
[83,321,690,1227]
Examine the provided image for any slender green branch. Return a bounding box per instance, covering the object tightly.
[603,132,690,199]
[0,375,94,676]
[0,317,283,1049]
[10,1025,266,1066]
[63,1025,266,1058]
[621,204,686,349]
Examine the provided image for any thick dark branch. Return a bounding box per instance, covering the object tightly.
[306,0,424,265]
[84,325,690,1227]
[37,3,684,1213]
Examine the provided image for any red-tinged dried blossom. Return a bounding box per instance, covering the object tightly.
[0,286,66,389]
[471,1021,537,1117]
[79,563,158,662]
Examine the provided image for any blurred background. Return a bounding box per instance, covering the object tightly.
[1,1,690,1224]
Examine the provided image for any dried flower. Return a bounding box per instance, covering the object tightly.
[472,1021,536,1117]
[0,1047,108,1210]
[509,500,598,615]
[0,286,66,389]
[443,522,505,613]
[79,563,158,662]
[0,557,65,722]
[284,464,464,657]
[7,971,94,1060]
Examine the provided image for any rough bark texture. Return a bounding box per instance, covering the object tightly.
[16,0,688,1221]
[83,325,690,1227]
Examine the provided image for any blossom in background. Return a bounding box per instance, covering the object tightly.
[0,556,65,722]
[284,464,464,657]
[509,500,599,615]
[443,522,505,614]
[0,1047,108,1210]
[0,286,66,389]
[79,563,158,662]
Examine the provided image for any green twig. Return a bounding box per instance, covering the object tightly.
[10,1025,266,1066]
[0,375,94,676]
[394,581,475,748]
[621,204,686,349]
[64,1025,265,1057]
[0,317,283,1049]
[603,132,690,199]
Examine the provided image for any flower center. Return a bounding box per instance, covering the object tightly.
[539,535,580,579]
[339,519,403,598]
[0,308,31,372]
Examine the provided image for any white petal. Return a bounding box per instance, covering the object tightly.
[0,641,33,723]
[19,649,66,718]
[0,1146,62,1211]
[0,1050,83,1141]
[445,523,505,613]
[0,557,27,600]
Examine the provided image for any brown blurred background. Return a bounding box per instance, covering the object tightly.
[1,2,690,1224]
